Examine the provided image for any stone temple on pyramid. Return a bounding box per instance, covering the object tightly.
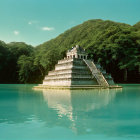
[34,45,121,89]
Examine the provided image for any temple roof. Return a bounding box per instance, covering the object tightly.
[68,45,85,53]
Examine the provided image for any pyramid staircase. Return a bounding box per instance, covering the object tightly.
[83,59,109,87]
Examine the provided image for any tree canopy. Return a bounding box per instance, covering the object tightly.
[0,19,140,83]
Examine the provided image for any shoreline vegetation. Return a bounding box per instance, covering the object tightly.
[0,19,140,84]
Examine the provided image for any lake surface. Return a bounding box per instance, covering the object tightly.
[0,84,140,140]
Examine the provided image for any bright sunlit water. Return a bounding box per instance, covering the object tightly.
[0,84,140,140]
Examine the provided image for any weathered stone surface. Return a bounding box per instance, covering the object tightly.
[45,73,92,80]
[42,45,115,87]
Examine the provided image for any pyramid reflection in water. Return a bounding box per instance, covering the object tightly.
[41,88,122,134]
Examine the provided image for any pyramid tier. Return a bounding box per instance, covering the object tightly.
[58,58,74,64]
[48,68,91,76]
[55,59,87,70]
[45,73,93,80]
[58,58,84,64]
[43,78,98,86]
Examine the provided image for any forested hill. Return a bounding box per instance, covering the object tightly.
[0,19,140,84]
[134,21,140,30]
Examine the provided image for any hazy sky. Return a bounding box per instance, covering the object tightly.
[0,0,140,46]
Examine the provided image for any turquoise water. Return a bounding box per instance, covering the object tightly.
[0,84,140,140]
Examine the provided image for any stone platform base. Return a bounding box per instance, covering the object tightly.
[33,84,122,90]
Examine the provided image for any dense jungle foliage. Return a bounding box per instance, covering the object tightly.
[0,19,140,83]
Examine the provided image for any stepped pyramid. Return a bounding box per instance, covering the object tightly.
[38,45,119,89]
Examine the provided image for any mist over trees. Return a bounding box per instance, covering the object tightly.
[0,19,140,84]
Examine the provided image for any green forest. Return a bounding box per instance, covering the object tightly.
[0,19,140,84]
